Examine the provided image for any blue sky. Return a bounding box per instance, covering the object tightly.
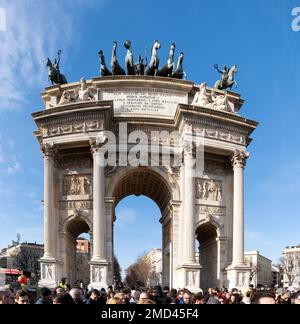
[0,0,300,271]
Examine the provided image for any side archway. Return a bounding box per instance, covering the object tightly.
[196,222,219,290]
[62,215,92,286]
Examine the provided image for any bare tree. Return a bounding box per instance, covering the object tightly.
[13,246,42,275]
[248,260,259,286]
[124,255,152,288]
[280,255,298,287]
[113,256,122,284]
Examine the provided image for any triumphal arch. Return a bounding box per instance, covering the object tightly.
[33,70,257,291]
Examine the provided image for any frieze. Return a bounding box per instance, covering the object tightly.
[59,200,93,210]
[197,205,226,216]
[61,157,92,171]
[42,121,104,138]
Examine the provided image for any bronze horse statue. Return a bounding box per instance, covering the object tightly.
[157,42,176,77]
[46,50,67,85]
[214,64,238,91]
[135,55,147,76]
[98,50,112,76]
[145,40,161,76]
[111,41,126,76]
[124,40,136,75]
[171,52,185,79]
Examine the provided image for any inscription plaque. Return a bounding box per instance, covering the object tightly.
[100,87,188,118]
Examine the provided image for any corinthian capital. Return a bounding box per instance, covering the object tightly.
[183,141,195,158]
[232,150,250,168]
[42,143,56,160]
[90,132,108,155]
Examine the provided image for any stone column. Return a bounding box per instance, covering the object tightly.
[227,150,250,290]
[39,144,62,289]
[91,141,106,262]
[43,144,56,260]
[232,150,249,266]
[182,143,196,264]
[90,135,109,289]
[176,143,201,292]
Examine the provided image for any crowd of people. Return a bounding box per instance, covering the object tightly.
[1,283,300,305]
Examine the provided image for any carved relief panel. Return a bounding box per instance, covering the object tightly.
[196,179,223,202]
[63,175,92,196]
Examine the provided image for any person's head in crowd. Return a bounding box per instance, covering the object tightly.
[15,290,29,304]
[107,297,122,304]
[252,291,276,304]
[229,294,239,304]
[40,287,53,303]
[55,287,65,295]
[0,288,15,304]
[294,292,300,305]
[53,293,74,305]
[69,288,83,304]
[194,293,205,305]
[241,293,251,305]
[139,298,155,305]
[123,289,132,302]
[115,292,126,304]
[183,292,192,304]
[90,289,100,301]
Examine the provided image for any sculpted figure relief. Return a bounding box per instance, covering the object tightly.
[93,267,103,283]
[192,83,212,108]
[211,90,230,112]
[192,84,231,112]
[196,179,222,202]
[63,175,92,196]
[59,78,96,105]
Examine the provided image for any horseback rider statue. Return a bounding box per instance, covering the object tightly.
[214,64,238,91]
[46,50,68,85]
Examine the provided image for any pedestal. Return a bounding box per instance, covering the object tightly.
[176,264,202,293]
[38,258,63,289]
[89,261,109,290]
[226,265,251,291]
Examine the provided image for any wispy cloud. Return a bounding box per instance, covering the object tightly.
[6,156,21,174]
[0,0,106,111]
[116,207,138,229]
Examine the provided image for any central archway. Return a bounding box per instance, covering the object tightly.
[107,167,178,288]
[64,217,91,286]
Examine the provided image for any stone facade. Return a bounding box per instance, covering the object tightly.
[244,251,272,288]
[143,249,163,287]
[282,245,300,288]
[32,76,258,291]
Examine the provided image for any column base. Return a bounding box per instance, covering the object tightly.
[226,264,251,291]
[89,260,109,291]
[176,263,202,293]
[38,258,63,289]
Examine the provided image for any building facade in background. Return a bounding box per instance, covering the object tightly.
[282,245,300,288]
[144,249,163,287]
[244,251,272,287]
